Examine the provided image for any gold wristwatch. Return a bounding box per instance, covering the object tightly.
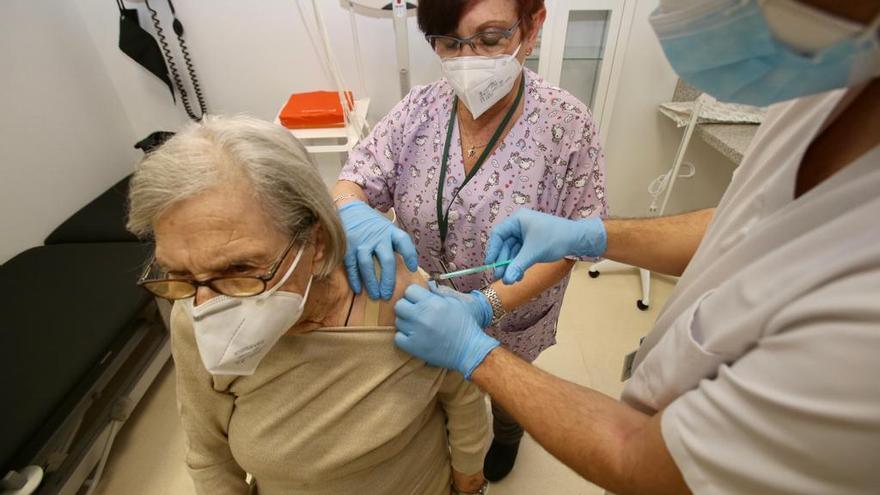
[479,286,507,326]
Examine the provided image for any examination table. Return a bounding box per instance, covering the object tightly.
[1,176,170,495]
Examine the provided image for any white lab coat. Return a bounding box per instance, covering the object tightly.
[622,87,880,494]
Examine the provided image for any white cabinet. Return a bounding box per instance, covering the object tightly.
[526,0,636,139]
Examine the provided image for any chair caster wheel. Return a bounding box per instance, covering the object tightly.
[588,270,600,278]
[637,300,649,311]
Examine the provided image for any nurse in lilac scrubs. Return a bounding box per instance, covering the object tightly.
[330,0,607,481]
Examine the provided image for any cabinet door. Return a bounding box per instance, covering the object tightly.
[535,0,635,138]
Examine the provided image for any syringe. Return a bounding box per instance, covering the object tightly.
[429,260,512,282]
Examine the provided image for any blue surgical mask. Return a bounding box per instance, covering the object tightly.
[650,0,880,106]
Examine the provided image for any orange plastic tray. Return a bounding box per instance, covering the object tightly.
[279,91,354,129]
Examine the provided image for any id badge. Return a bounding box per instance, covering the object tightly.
[621,336,646,382]
[621,350,637,382]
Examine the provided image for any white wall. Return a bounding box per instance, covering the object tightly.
[73,0,442,138]
[602,0,734,218]
[90,0,728,214]
[72,0,445,184]
[1,0,441,263]
[0,0,139,263]
[1,0,736,264]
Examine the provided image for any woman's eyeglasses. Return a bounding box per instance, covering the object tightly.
[138,240,297,300]
[427,19,522,58]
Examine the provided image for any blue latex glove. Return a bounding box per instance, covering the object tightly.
[339,201,419,300]
[394,284,500,379]
[429,283,494,328]
[485,209,607,285]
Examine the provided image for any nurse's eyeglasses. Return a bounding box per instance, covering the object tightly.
[427,19,522,58]
[137,240,297,300]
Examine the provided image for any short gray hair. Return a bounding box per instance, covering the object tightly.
[127,114,344,278]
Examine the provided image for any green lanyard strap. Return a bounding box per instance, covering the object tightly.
[436,75,526,251]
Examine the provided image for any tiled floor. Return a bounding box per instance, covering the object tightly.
[91,263,676,495]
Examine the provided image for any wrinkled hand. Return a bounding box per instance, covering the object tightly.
[452,469,485,494]
[485,209,606,284]
[429,283,493,328]
[394,285,499,379]
[339,201,418,299]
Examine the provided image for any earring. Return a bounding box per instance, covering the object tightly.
[526,48,533,56]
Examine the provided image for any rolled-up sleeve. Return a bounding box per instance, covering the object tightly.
[557,117,608,262]
[660,271,880,494]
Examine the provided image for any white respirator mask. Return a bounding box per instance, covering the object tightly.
[441,44,524,119]
[184,244,313,376]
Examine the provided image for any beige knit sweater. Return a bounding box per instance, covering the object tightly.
[170,289,489,495]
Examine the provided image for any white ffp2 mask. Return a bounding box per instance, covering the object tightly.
[441,44,523,119]
[185,244,313,376]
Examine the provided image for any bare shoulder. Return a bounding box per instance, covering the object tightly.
[392,256,428,299]
[377,256,428,326]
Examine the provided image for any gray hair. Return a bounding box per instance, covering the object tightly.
[127,114,344,278]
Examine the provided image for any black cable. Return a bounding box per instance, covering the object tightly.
[167,0,207,118]
[144,0,206,120]
[143,0,188,113]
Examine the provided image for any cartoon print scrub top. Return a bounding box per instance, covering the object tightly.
[339,68,608,361]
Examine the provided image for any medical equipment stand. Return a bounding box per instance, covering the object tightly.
[588,96,706,310]
[340,0,417,98]
[391,0,411,96]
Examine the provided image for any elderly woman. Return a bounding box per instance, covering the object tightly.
[126,115,490,495]
[332,0,608,480]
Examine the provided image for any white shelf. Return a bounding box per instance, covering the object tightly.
[275,98,371,154]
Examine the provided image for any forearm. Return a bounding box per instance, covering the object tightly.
[471,348,688,495]
[603,208,714,277]
[490,259,574,311]
[331,180,369,208]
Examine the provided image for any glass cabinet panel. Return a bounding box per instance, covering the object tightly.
[534,0,634,137]
[559,10,609,108]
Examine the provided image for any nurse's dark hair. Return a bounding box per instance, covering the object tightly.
[417,0,545,36]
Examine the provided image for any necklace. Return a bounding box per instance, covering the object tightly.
[461,122,490,158]
[459,88,517,158]
[466,142,489,158]
[437,76,525,252]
